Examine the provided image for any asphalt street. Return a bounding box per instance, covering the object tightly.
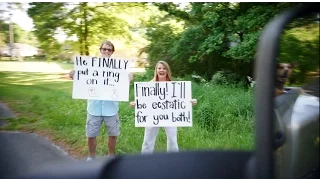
[0,103,75,178]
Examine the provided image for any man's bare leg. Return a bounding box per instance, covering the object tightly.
[88,137,97,158]
[108,136,117,155]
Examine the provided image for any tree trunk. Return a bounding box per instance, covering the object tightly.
[82,2,89,56]
[207,54,214,80]
[79,19,84,55]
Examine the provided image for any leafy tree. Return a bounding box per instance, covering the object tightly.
[144,2,303,82]
[28,2,147,58]
[279,21,319,84]
[0,20,38,46]
[27,2,65,59]
[0,3,25,45]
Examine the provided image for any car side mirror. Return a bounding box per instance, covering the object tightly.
[254,3,319,178]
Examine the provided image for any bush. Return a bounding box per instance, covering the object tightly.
[192,83,253,132]
[133,68,154,82]
[211,71,227,85]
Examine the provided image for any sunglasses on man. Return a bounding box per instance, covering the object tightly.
[100,48,113,52]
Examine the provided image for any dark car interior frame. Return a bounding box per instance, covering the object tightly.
[13,3,319,179]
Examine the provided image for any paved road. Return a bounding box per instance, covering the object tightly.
[0,102,15,127]
[0,103,75,178]
[0,132,75,178]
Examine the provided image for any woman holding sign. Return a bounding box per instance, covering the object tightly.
[70,40,133,161]
[130,61,197,154]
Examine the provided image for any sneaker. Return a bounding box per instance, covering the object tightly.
[86,157,95,161]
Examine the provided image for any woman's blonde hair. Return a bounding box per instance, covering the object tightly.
[152,61,173,81]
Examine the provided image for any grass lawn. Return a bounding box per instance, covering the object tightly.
[0,56,74,71]
[0,71,254,159]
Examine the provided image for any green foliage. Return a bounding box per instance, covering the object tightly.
[211,71,227,85]
[279,21,319,84]
[63,2,132,55]
[28,2,152,57]
[0,3,38,47]
[4,2,316,87]
[139,11,189,77]
[0,31,5,47]
[143,2,304,82]
[133,68,154,82]
[193,83,253,132]
[0,20,38,46]
[27,2,65,59]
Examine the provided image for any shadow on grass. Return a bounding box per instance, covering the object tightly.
[0,72,74,99]
[0,71,71,86]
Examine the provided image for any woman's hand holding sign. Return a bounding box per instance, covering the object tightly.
[129,101,136,108]
[190,99,197,106]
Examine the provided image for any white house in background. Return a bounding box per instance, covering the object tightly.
[1,43,39,57]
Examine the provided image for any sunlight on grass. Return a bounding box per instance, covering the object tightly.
[6,76,21,79]
[0,61,146,75]
[1,72,71,86]
[0,62,69,73]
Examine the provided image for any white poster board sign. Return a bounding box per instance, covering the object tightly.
[72,55,131,101]
[134,81,193,127]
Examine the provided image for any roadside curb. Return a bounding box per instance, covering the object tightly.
[0,102,15,127]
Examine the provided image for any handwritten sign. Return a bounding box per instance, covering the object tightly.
[72,55,131,101]
[134,81,192,127]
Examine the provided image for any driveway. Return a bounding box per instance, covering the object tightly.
[0,103,75,178]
